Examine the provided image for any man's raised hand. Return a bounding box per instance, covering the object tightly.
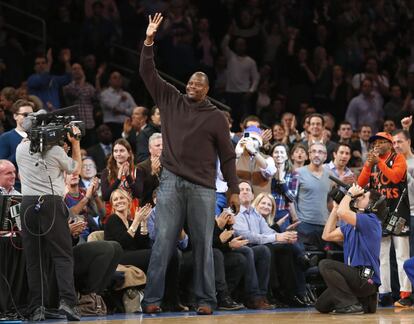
[145,13,163,45]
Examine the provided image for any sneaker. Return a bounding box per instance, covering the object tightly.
[58,300,81,321]
[330,303,364,315]
[29,307,45,321]
[394,297,413,308]
[217,296,244,311]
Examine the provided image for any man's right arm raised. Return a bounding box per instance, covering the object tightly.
[139,13,180,105]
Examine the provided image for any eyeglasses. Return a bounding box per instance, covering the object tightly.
[309,150,327,155]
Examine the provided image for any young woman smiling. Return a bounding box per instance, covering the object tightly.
[101,138,141,222]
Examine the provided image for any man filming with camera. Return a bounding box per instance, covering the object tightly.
[316,184,385,314]
[16,121,82,321]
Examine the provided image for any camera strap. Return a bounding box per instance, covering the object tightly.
[393,188,407,214]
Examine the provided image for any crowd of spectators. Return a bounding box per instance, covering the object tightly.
[2,0,414,316]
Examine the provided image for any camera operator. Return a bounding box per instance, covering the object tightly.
[316,184,384,315]
[16,125,82,321]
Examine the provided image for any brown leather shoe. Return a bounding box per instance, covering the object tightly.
[196,306,213,315]
[245,297,275,310]
[143,305,162,314]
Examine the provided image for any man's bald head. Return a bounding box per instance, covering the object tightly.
[0,160,16,191]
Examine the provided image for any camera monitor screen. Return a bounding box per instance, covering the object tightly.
[0,195,22,231]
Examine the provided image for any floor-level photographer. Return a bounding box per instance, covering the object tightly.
[16,124,82,321]
[315,184,385,314]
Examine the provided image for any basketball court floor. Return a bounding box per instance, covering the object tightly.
[40,307,414,324]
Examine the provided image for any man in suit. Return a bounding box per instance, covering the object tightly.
[136,132,162,206]
[351,124,372,167]
[86,124,113,173]
[122,106,149,158]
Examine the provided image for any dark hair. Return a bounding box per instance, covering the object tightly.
[290,142,307,156]
[338,121,352,129]
[241,115,261,130]
[270,143,292,173]
[239,180,253,193]
[106,138,134,183]
[308,113,325,126]
[333,142,352,154]
[11,99,35,114]
[149,106,159,118]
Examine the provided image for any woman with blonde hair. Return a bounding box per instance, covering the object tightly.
[252,193,316,306]
[104,188,185,311]
[101,138,140,222]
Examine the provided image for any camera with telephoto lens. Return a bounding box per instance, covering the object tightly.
[25,105,85,154]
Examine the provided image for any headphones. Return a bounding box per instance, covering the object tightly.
[364,195,388,221]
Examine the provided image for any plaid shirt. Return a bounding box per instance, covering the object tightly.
[63,81,98,129]
[271,171,299,211]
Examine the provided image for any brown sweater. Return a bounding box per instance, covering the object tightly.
[139,44,239,193]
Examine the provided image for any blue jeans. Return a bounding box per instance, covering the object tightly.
[143,168,217,307]
[233,245,270,298]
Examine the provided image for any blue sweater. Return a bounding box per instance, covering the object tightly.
[27,72,71,109]
[0,129,23,165]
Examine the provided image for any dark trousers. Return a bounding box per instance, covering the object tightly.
[233,245,271,299]
[180,248,246,302]
[21,195,77,313]
[315,259,378,313]
[73,240,122,294]
[266,243,302,297]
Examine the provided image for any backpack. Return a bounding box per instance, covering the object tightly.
[78,292,107,316]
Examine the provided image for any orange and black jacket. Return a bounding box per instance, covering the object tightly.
[358,152,410,236]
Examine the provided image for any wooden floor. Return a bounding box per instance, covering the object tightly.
[44,308,414,324]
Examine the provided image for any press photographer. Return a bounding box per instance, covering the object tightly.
[316,184,386,315]
[15,109,83,321]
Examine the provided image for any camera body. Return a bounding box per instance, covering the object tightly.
[27,107,85,153]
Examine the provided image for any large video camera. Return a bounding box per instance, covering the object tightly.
[328,175,353,204]
[24,105,85,154]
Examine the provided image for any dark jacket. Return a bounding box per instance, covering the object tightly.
[136,158,159,206]
[139,44,239,193]
[136,122,161,163]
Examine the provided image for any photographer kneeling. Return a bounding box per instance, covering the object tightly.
[316,184,385,315]
[16,123,82,321]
